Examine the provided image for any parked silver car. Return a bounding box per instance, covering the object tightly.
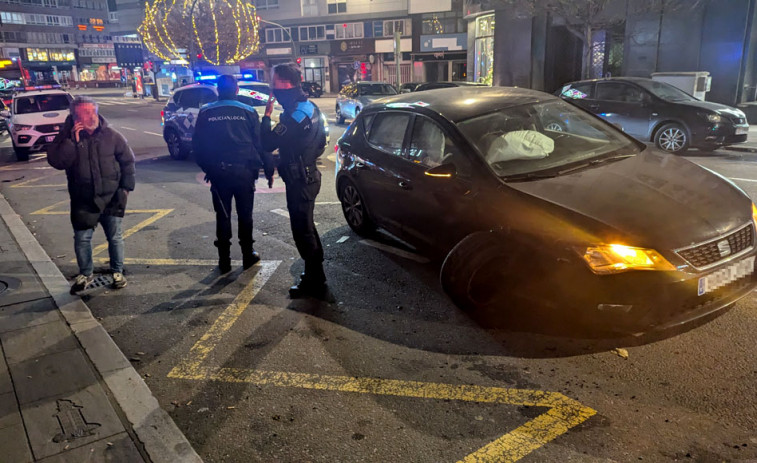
[335,81,397,124]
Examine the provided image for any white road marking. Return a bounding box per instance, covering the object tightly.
[336,236,349,244]
[145,131,163,137]
[121,126,137,131]
[359,239,430,263]
[730,177,757,183]
[271,208,290,219]
[315,201,340,205]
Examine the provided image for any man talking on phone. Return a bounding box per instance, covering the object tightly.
[48,96,136,294]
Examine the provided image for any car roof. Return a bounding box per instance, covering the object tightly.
[356,81,392,85]
[566,77,656,86]
[368,86,555,123]
[239,81,269,86]
[13,89,70,98]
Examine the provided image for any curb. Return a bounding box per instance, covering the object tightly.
[725,146,757,154]
[0,192,202,463]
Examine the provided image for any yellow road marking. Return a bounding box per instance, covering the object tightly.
[10,174,66,188]
[168,262,596,462]
[30,201,173,259]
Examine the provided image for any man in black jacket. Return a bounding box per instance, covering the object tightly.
[261,64,328,299]
[48,96,136,294]
[193,75,274,273]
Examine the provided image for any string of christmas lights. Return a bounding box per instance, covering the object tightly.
[139,0,260,65]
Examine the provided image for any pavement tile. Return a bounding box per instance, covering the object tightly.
[9,349,98,406]
[21,382,126,460]
[36,432,143,463]
[1,321,78,365]
[70,320,132,374]
[0,298,60,334]
[0,422,33,463]
[0,391,22,430]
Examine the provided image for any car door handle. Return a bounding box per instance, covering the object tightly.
[398,181,412,190]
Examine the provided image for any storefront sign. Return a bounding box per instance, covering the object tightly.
[332,39,373,56]
[420,33,467,52]
[300,44,318,55]
[266,47,292,56]
[91,57,117,64]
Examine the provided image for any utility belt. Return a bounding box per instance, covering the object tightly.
[282,161,318,185]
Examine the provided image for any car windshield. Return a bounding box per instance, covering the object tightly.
[635,80,697,102]
[456,99,641,179]
[238,83,270,95]
[359,84,397,96]
[14,94,70,114]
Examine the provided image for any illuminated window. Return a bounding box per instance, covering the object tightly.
[335,22,362,39]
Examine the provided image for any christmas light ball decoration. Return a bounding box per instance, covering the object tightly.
[139,0,260,65]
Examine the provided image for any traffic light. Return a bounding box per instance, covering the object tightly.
[296,57,301,65]
[196,53,203,60]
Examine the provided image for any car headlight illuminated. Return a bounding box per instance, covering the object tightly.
[13,124,33,132]
[581,244,675,274]
[704,113,721,123]
[752,203,757,229]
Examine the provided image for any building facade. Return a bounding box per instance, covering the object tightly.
[1,0,129,84]
[253,0,468,92]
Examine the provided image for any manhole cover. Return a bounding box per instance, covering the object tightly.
[0,280,7,296]
[0,276,21,296]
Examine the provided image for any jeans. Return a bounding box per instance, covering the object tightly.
[74,214,124,276]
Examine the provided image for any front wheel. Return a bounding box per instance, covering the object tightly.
[336,105,345,125]
[14,147,29,162]
[654,123,689,153]
[339,179,376,237]
[165,130,189,160]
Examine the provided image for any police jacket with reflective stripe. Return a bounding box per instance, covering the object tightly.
[261,99,326,167]
[192,98,272,175]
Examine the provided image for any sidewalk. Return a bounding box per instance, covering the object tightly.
[0,193,200,462]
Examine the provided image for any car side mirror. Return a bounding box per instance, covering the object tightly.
[424,163,457,179]
[0,110,9,118]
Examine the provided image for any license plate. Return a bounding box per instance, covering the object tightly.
[735,126,749,135]
[698,256,754,296]
[46,135,56,142]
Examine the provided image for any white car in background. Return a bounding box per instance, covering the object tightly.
[161,82,329,160]
[2,89,72,161]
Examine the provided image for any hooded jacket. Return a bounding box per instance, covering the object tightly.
[47,115,136,230]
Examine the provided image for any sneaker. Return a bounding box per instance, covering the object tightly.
[112,272,127,289]
[70,274,93,295]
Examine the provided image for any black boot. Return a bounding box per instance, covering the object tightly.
[216,241,231,274]
[241,241,260,270]
[243,251,261,269]
[289,279,330,299]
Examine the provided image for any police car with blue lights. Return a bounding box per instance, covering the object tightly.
[161,75,329,160]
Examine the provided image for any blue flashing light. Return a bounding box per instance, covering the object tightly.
[198,75,218,81]
[243,74,253,79]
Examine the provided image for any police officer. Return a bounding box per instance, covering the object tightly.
[261,64,328,299]
[193,75,274,273]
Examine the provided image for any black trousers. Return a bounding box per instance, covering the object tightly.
[284,168,325,283]
[210,168,257,252]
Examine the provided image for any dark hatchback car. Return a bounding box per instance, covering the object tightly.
[335,87,757,334]
[302,81,323,98]
[558,77,749,153]
[414,81,488,92]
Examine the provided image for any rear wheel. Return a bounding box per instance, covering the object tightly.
[336,105,345,125]
[654,123,689,153]
[165,129,189,160]
[339,179,376,236]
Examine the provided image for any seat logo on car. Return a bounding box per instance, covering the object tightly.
[717,240,732,257]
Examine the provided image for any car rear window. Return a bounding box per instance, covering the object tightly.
[560,82,594,99]
[366,112,410,156]
[14,94,70,114]
[359,84,397,96]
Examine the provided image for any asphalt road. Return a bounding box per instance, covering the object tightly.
[1,93,756,462]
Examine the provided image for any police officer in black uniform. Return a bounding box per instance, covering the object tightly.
[261,64,328,298]
[193,75,274,273]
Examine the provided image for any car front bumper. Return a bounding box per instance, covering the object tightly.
[524,246,757,335]
[694,122,749,147]
[12,130,59,150]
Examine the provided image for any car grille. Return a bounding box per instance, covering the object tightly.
[35,123,61,134]
[676,224,753,269]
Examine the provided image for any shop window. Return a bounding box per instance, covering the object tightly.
[335,23,362,39]
[421,12,462,35]
[474,14,495,84]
